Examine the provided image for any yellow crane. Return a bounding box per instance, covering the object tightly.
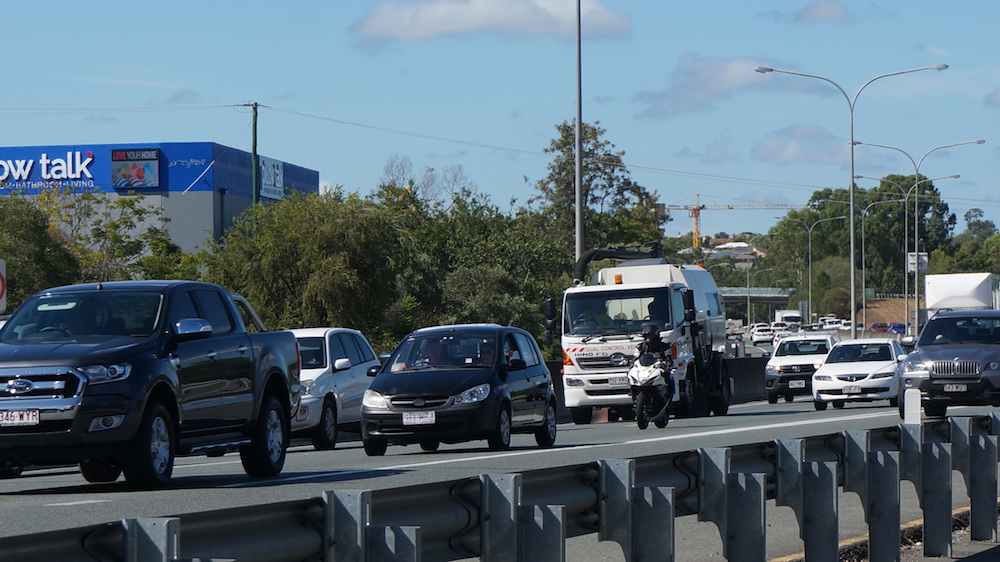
[662,194,806,248]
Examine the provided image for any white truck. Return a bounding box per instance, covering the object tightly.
[774,309,802,325]
[924,272,1000,319]
[559,245,732,424]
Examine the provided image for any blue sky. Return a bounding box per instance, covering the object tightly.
[4,1,999,243]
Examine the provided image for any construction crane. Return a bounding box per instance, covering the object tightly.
[660,194,806,248]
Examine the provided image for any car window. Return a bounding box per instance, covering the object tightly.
[338,333,363,365]
[298,337,327,368]
[328,333,347,362]
[353,334,377,362]
[513,333,540,366]
[191,290,233,334]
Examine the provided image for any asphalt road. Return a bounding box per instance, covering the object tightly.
[1,399,995,560]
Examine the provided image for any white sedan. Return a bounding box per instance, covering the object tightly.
[812,338,905,411]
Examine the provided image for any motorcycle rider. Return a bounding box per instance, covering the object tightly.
[635,323,674,400]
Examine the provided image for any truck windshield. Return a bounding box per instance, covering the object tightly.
[564,289,671,336]
[0,291,164,341]
[918,316,1000,346]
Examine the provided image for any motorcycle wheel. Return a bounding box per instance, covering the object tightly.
[635,392,650,430]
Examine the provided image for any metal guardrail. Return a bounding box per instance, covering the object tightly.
[2,415,998,562]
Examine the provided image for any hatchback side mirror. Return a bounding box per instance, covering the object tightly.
[367,365,380,377]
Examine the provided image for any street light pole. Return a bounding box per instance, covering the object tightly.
[754,64,948,338]
[859,198,905,327]
[854,140,984,332]
[783,216,847,324]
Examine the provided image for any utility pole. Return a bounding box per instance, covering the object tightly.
[251,102,259,205]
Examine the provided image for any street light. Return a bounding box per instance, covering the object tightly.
[859,198,905,327]
[854,139,985,332]
[782,215,847,323]
[755,63,949,338]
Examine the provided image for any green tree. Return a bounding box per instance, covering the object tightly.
[0,196,79,309]
[531,120,665,253]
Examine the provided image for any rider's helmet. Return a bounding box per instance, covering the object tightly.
[641,324,659,339]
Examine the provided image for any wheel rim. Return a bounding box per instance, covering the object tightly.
[499,410,511,445]
[321,405,336,441]
[544,404,556,439]
[149,416,171,475]
[265,408,284,463]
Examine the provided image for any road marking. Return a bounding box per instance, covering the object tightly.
[45,500,112,507]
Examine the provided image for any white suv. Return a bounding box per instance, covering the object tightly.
[764,333,838,403]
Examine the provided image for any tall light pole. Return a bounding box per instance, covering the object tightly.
[573,0,584,260]
[854,140,985,332]
[782,215,847,323]
[754,64,949,338]
[859,198,905,327]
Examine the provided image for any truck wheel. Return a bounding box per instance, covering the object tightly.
[123,401,175,489]
[363,437,388,456]
[569,407,593,425]
[708,359,731,416]
[487,405,512,450]
[240,394,288,478]
[682,369,709,418]
[80,458,122,483]
[534,400,557,447]
[309,398,338,450]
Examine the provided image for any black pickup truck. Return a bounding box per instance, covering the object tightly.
[0,280,300,488]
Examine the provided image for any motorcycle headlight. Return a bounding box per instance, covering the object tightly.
[363,389,389,409]
[79,363,131,384]
[454,383,491,405]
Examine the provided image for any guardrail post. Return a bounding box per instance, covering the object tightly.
[698,448,729,553]
[481,473,520,561]
[727,472,766,562]
[124,517,179,562]
[802,461,838,562]
[921,442,953,558]
[867,450,901,561]
[325,490,371,561]
[599,459,674,562]
[774,439,805,535]
[599,459,633,557]
[369,527,421,562]
[898,423,922,496]
[969,434,998,541]
[519,504,566,562]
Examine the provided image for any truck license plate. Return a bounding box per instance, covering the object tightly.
[844,385,862,394]
[0,410,39,427]
[609,376,628,385]
[944,383,967,392]
[402,411,435,425]
[789,380,805,389]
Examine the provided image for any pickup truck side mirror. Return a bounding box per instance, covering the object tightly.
[173,318,212,342]
[333,357,351,371]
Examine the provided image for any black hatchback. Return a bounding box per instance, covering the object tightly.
[361,324,557,455]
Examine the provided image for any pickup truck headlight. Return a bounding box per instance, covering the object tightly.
[79,363,131,384]
[363,389,389,409]
[453,383,490,405]
[764,365,778,375]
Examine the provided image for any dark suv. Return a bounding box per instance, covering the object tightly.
[897,310,1000,417]
[361,324,557,455]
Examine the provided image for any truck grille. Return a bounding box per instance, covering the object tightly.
[577,356,621,369]
[931,361,980,376]
[0,368,84,400]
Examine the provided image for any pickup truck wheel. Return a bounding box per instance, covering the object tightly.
[487,405,512,450]
[309,398,338,450]
[80,459,122,483]
[123,401,174,489]
[240,395,288,478]
[419,440,440,452]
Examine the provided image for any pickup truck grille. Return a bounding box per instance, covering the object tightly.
[0,368,84,400]
[931,361,980,376]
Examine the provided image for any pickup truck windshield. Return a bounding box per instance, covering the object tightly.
[0,291,163,341]
[564,289,672,336]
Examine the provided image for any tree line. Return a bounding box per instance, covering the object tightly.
[1,122,995,348]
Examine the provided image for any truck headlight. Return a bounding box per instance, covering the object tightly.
[564,378,585,387]
[79,363,131,384]
[363,389,389,409]
[454,383,490,404]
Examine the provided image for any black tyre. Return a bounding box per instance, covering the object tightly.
[897,394,906,418]
[240,394,288,478]
[767,392,778,404]
[635,392,650,430]
[487,405,512,450]
[534,401,557,447]
[123,401,175,489]
[888,396,899,409]
[683,371,709,418]
[814,400,828,411]
[363,437,388,456]
[309,398,338,450]
[708,359,731,416]
[0,465,24,479]
[924,402,947,418]
[80,458,122,483]
[832,400,846,409]
[784,394,794,403]
[614,405,636,422]
[419,440,440,452]
[569,407,593,425]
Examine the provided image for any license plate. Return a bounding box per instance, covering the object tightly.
[844,385,862,394]
[789,380,805,389]
[0,410,39,427]
[609,376,628,385]
[944,383,967,393]
[402,411,435,425]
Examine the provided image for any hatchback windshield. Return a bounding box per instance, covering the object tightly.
[0,291,163,341]
[918,316,1000,346]
[388,334,498,372]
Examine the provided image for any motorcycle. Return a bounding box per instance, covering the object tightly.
[627,352,674,429]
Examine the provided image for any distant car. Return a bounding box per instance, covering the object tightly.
[751,326,775,345]
[360,324,557,455]
[764,334,837,403]
[812,338,905,411]
[888,323,905,334]
[869,322,889,332]
[290,327,381,450]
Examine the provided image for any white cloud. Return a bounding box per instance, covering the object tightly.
[351,0,631,43]
[985,87,1000,108]
[751,124,847,165]
[793,0,852,25]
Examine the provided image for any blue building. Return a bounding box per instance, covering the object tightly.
[0,142,319,253]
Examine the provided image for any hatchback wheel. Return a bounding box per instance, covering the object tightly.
[488,406,512,450]
[534,401,557,447]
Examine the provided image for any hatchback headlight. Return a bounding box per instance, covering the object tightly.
[363,389,389,409]
[79,363,131,384]
[814,374,833,381]
[454,383,490,405]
